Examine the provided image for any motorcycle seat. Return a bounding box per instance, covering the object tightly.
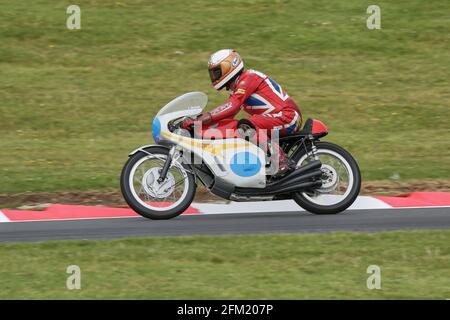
[283,118,313,137]
[280,118,328,140]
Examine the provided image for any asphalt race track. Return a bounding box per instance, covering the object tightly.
[0,207,449,243]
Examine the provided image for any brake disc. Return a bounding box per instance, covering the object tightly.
[142,168,175,199]
[317,164,339,193]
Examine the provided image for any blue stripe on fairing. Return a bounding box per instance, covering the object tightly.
[245,95,266,106]
[152,117,161,142]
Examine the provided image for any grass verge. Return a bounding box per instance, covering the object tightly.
[0,230,449,299]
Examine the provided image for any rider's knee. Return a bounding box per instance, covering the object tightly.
[237,119,257,141]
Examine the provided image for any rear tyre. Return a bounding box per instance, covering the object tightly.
[292,142,361,214]
[120,146,196,220]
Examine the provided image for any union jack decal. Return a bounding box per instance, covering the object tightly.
[265,78,289,101]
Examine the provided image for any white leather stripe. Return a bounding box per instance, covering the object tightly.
[248,105,271,109]
[250,93,275,114]
[248,69,268,79]
[265,78,289,101]
[284,111,299,128]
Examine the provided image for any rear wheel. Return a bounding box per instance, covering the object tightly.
[120,146,196,220]
[292,142,361,214]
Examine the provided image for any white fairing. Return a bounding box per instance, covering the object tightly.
[153,92,267,188]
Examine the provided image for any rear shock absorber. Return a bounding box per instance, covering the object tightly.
[308,134,320,161]
[311,143,319,161]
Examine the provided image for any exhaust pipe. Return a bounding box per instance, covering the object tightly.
[269,160,322,187]
[273,180,322,194]
[233,160,323,197]
[276,169,323,189]
[235,177,323,196]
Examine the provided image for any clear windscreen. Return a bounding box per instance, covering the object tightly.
[156,92,208,117]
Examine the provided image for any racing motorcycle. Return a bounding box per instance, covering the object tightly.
[120,92,361,220]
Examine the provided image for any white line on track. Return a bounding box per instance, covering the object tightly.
[0,215,143,224]
[194,197,392,214]
[0,197,448,224]
[0,210,10,222]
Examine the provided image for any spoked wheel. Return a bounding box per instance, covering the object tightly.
[292,142,361,214]
[120,146,196,220]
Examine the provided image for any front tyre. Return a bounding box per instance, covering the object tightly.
[120,146,196,220]
[292,142,361,214]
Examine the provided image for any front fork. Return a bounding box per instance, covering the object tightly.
[158,146,176,182]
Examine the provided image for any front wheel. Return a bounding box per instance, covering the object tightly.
[292,142,361,214]
[120,146,196,220]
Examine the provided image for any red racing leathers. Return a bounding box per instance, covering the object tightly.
[197,69,302,141]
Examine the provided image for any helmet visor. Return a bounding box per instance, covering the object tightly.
[208,66,222,83]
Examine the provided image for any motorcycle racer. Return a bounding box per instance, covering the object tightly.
[182,49,303,176]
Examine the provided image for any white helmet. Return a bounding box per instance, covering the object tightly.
[208,49,244,90]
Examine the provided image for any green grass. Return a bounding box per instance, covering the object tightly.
[0,230,449,299]
[1,0,449,193]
